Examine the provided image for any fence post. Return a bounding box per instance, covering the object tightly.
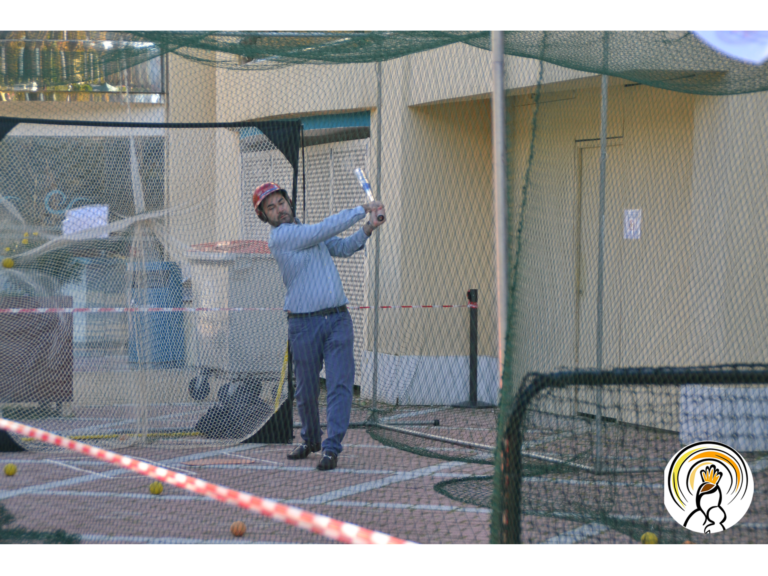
[453,289,493,409]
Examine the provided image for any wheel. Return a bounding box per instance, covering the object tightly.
[189,376,210,401]
[218,381,235,403]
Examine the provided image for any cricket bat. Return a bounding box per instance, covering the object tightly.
[353,168,385,222]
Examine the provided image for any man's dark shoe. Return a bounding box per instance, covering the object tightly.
[287,442,321,460]
[317,451,338,471]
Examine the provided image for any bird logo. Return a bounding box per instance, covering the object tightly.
[664,441,754,534]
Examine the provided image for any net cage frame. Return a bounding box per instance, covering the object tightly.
[0,111,487,453]
[0,113,491,456]
[494,365,768,544]
[0,116,303,450]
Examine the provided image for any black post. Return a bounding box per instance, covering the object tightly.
[469,289,478,405]
[453,289,493,409]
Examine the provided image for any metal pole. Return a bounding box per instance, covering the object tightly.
[492,31,508,396]
[125,67,148,445]
[371,61,383,420]
[594,73,609,473]
[375,423,493,452]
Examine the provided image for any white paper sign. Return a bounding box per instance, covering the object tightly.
[62,205,109,238]
[693,31,768,65]
[624,209,641,240]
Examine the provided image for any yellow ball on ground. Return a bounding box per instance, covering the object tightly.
[4,247,9,252]
[1,258,14,269]
[21,239,28,245]
[231,521,246,537]
[23,232,28,237]
[149,481,163,495]
[640,532,658,544]
[4,463,17,476]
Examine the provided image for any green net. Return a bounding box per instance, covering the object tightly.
[1,30,768,544]
[493,38,768,543]
[494,368,768,543]
[4,32,768,95]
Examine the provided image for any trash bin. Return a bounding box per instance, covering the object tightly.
[128,261,185,366]
[186,240,286,378]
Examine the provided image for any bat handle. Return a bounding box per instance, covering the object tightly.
[377,214,385,222]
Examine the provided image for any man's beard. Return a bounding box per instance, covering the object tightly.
[268,213,294,227]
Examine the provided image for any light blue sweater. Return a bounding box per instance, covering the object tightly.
[268,206,369,313]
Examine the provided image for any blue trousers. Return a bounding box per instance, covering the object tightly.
[288,310,355,455]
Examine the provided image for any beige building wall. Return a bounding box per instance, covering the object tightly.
[506,79,698,427]
[165,53,219,263]
[506,79,768,434]
[689,91,768,364]
[394,100,495,357]
[358,52,501,404]
[7,42,768,413]
[176,45,593,404]
[0,98,164,122]
[214,62,377,122]
[505,78,626,391]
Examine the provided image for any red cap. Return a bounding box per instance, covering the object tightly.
[253,182,292,223]
[252,182,285,209]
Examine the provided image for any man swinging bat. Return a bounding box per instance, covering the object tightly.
[253,181,385,471]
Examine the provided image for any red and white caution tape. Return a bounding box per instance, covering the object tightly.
[0,306,281,314]
[0,418,414,545]
[0,304,472,314]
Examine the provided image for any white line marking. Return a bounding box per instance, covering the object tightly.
[65,409,206,436]
[525,476,664,490]
[44,459,113,479]
[549,510,768,531]
[433,472,475,478]
[380,408,444,422]
[546,522,610,544]
[0,444,259,501]
[135,458,189,474]
[229,453,280,466]
[139,463,403,475]
[297,461,466,505]
[21,490,206,501]
[237,446,295,453]
[0,466,128,500]
[6,489,492,515]
[318,500,491,514]
[78,534,279,544]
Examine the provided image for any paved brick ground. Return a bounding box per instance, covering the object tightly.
[0,426,493,544]
[5,402,766,544]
